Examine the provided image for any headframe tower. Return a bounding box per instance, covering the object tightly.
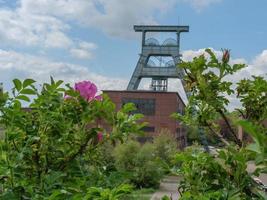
[127,25,189,92]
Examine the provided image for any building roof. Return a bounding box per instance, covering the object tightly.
[102,90,186,106]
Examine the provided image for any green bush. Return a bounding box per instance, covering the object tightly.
[153,129,178,169]
[0,78,144,199]
[113,140,163,188]
[176,145,266,199]
[95,141,116,172]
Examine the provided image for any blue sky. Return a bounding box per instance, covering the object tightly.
[0,0,266,105]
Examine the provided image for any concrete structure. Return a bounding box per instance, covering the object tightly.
[103,90,187,148]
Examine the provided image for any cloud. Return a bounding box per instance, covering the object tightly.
[45,31,73,48]
[16,0,221,39]
[0,7,70,48]
[0,0,223,52]
[0,1,97,59]
[70,41,97,59]
[0,49,127,91]
[182,0,222,12]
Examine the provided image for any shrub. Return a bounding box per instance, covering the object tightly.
[95,141,116,172]
[153,129,178,168]
[113,140,164,188]
[175,135,266,199]
[0,78,144,199]
[132,143,163,188]
[113,140,140,172]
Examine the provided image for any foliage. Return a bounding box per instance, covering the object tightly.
[84,184,133,200]
[175,146,266,199]
[0,78,144,199]
[113,140,164,188]
[121,188,155,200]
[153,50,267,200]
[173,49,267,199]
[174,49,246,146]
[153,129,177,164]
[153,129,178,171]
[236,76,267,122]
[239,120,267,175]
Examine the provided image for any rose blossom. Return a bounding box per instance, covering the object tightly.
[74,81,102,101]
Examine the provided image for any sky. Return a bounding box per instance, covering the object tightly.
[0,0,266,108]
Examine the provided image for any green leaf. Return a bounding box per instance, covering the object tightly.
[13,79,22,91]
[22,79,36,88]
[122,103,136,113]
[56,80,64,88]
[50,76,55,85]
[246,143,261,154]
[20,88,36,95]
[16,95,30,102]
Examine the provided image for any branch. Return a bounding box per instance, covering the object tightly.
[206,123,230,146]
[59,132,93,171]
[236,108,246,119]
[217,109,242,147]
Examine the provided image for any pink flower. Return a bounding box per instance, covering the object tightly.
[97,132,103,142]
[64,94,72,100]
[74,81,102,102]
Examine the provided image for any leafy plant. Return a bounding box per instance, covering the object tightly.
[173,49,267,199]
[113,140,164,188]
[84,184,133,200]
[174,49,246,146]
[153,129,178,172]
[175,146,265,199]
[0,78,144,199]
[236,76,267,123]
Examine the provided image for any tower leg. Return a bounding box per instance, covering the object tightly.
[127,55,145,90]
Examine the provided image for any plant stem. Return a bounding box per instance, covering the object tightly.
[217,109,242,147]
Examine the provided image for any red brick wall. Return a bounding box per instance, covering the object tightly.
[103,90,187,148]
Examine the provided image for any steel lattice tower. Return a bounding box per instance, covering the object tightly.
[127,25,189,92]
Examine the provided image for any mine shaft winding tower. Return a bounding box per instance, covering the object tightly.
[127,25,189,92]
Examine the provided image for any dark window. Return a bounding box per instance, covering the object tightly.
[141,126,155,132]
[122,98,155,115]
[136,136,153,143]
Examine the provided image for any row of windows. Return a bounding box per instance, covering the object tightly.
[141,126,155,132]
[122,98,156,115]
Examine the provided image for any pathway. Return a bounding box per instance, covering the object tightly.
[151,176,181,200]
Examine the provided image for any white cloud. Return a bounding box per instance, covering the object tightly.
[70,41,97,59]
[182,0,222,12]
[45,31,73,48]
[70,48,93,60]
[16,0,221,39]
[0,7,71,48]
[0,49,127,91]
[0,0,223,52]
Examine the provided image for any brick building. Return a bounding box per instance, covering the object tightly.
[103,90,187,148]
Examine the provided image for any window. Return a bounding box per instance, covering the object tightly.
[136,136,153,143]
[177,103,184,115]
[122,98,155,115]
[141,126,155,132]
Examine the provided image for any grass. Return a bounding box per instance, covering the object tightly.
[122,188,155,200]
